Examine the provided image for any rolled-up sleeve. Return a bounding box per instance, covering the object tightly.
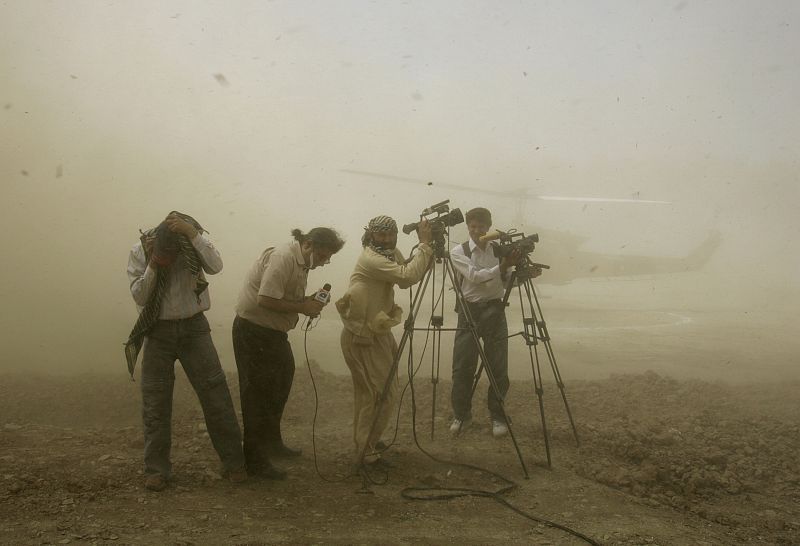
[127,244,157,306]
[191,233,223,275]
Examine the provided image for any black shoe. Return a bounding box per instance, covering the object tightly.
[374,456,394,469]
[365,455,394,469]
[260,464,288,480]
[374,440,388,451]
[247,463,287,481]
[268,443,302,458]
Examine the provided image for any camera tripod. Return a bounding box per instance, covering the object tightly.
[500,257,580,467]
[356,235,530,478]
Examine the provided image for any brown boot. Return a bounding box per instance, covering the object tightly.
[144,474,167,492]
[227,466,248,484]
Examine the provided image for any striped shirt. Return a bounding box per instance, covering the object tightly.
[127,233,222,320]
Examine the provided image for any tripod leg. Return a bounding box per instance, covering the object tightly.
[516,282,552,467]
[529,345,553,467]
[467,351,486,412]
[534,383,552,466]
[523,279,580,447]
[540,326,580,447]
[430,325,438,440]
[429,264,437,440]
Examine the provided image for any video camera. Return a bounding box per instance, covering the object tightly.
[402,200,464,235]
[491,231,539,259]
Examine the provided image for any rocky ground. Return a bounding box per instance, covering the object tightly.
[1,367,798,545]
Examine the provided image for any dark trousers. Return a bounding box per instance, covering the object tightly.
[140,313,244,478]
[451,301,509,422]
[232,315,295,472]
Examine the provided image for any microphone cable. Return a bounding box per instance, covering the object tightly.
[390,238,602,546]
[299,247,599,543]
[301,317,353,484]
[401,350,601,545]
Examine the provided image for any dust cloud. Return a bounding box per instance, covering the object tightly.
[2,3,800,544]
[1,1,798,384]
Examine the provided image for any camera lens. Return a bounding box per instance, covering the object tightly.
[443,208,464,227]
[402,222,418,235]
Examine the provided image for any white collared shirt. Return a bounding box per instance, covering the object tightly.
[127,233,223,320]
[450,239,504,302]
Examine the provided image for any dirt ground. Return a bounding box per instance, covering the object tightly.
[1,362,798,546]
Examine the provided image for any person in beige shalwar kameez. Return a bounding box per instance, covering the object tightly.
[336,215,432,465]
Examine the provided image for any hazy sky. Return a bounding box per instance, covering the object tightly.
[1,1,798,375]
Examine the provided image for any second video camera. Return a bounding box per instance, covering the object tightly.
[492,231,539,259]
[402,200,464,235]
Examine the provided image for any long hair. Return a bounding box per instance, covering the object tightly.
[291,227,345,253]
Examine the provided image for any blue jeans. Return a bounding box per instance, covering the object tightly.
[451,301,509,422]
[140,313,244,478]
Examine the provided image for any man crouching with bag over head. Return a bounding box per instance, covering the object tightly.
[125,212,246,492]
[336,215,432,468]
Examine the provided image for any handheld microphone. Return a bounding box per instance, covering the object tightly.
[478,230,504,243]
[314,283,332,304]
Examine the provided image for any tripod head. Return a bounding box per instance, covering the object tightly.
[502,255,550,305]
[514,256,550,282]
[430,229,449,259]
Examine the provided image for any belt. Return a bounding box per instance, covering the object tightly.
[236,316,289,339]
[158,311,204,323]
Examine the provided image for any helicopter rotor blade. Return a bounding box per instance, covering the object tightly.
[339,168,671,204]
[537,195,672,204]
[339,169,519,197]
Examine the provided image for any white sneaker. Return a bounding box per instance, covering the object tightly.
[491,419,508,438]
[449,418,472,436]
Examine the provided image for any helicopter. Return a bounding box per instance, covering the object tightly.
[340,169,721,285]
